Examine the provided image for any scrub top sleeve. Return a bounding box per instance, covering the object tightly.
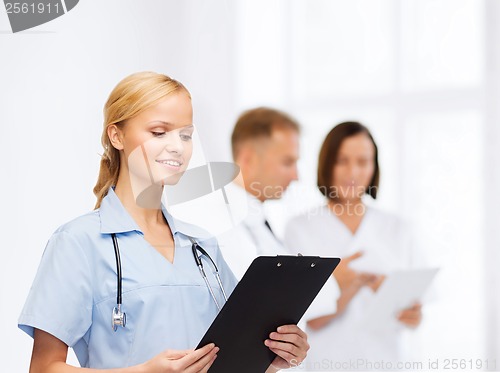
[18,230,93,347]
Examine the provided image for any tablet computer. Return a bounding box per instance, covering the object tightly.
[360,267,439,332]
[197,255,340,373]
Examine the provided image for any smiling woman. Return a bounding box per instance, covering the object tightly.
[93,72,193,210]
[17,72,309,373]
[106,91,195,210]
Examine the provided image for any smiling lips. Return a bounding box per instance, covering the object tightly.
[155,159,183,168]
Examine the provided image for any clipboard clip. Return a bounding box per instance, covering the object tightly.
[275,253,319,267]
[297,253,319,267]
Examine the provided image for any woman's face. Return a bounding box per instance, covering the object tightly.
[331,133,376,202]
[116,91,194,187]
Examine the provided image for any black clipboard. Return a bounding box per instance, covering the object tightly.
[197,255,340,373]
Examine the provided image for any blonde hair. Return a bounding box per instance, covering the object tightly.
[93,71,190,208]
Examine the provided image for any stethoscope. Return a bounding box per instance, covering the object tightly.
[110,233,228,332]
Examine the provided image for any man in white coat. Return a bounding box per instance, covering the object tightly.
[217,107,300,278]
[217,108,339,370]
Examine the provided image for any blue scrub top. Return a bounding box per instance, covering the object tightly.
[18,187,238,369]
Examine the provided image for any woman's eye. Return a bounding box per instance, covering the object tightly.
[152,132,166,137]
[180,134,192,141]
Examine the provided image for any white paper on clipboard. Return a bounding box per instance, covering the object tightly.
[360,268,439,332]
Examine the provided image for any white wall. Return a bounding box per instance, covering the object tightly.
[484,0,500,362]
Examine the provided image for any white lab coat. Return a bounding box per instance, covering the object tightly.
[216,182,287,279]
[284,204,418,371]
[217,183,339,359]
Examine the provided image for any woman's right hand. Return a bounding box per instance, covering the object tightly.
[141,344,219,373]
[334,252,364,290]
[334,252,382,314]
[30,329,218,373]
[307,252,381,330]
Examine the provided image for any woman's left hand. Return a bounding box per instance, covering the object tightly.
[264,324,309,372]
[397,302,422,328]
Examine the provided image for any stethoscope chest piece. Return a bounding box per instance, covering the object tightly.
[112,304,126,331]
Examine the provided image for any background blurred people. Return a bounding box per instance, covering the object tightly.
[217,109,339,367]
[216,107,301,278]
[285,122,424,371]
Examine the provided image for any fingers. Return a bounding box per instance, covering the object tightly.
[185,346,218,373]
[356,272,377,284]
[265,337,306,354]
[411,302,422,310]
[267,331,304,348]
[397,305,422,328]
[162,349,192,360]
[343,251,363,263]
[265,325,309,366]
[274,325,308,340]
[268,345,305,368]
[366,274,385,291]
[398,315,421,328]
[400,302,422,314]
[147,346,217,373]
[180,343,218,371]
[348,272,381,290]
[199,354,218,373]
[398,309,421,320]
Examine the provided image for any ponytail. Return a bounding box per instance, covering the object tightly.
[93,149,120,209]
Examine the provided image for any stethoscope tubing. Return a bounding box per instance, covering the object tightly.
[110,233,227,332]
[111,234,122,306]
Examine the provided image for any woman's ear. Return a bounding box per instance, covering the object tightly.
[108,124,124,150]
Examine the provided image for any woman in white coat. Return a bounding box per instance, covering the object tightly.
[284,122,422,371]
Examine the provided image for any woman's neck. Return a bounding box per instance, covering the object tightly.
[114,173,165,226]
[327,198,364,217]
[328,198,366,234]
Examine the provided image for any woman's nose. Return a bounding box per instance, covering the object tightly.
[346,163,361,179]
[163,131,184,154]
